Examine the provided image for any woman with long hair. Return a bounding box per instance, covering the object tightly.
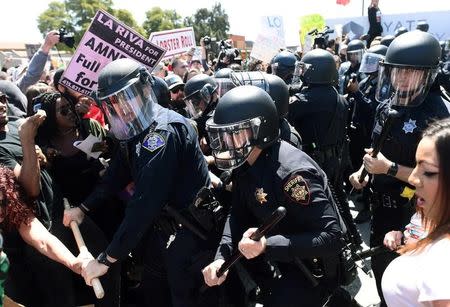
[382,118,450,306]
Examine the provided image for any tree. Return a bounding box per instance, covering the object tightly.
[184,3,230,43]
[37,0,142,48]
[142,7,184,37]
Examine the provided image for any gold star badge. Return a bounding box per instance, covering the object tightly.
[255,188,268,204]
[291,184,308,202]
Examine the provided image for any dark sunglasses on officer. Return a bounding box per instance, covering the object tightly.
[171,85,184,94]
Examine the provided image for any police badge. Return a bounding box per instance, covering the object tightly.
[255,188,268,204]
[283,175,310,205]
[402,119,417,134]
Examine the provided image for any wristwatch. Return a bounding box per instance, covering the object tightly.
[96,252,113,267]
[387,162,399,177]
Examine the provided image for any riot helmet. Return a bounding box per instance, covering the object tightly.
[376,31,441,107]
[230,71,289,118]
[380,35,395,47]
[394,27,408,37]
[416,21,429,32]
[152,75,171,108]
[295,49,337,85]
[359,45,387,74]
[206,86,279,170]
[214,68,236,97]
[97,58,157,140]
[271,50,296,84]
[183,74,218,119]
[346,39,365,66]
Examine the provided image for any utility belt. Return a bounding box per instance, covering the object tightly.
[154,187,227,241]
[303,143,343,160]
[370,191,410,209]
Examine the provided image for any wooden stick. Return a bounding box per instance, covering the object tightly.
[64,202,105,299]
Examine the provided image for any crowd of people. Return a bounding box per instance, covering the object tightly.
[0,0,449,306]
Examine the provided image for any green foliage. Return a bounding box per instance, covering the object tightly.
[142,7,184,38]
[185,3,230,43]
[37,0,142,49]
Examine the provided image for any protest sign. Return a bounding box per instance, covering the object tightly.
[60,10,166,96]
[150,27,196,60]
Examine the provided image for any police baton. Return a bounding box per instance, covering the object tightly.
[216,206,287,278]
[64,200,105,299]
[358,109,400,183]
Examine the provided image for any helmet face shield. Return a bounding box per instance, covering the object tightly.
[216,78,236,97]
[99,78,156,140]
[347,50,364,65]
[230,71,269,91]
[206,117,261,170]
[293,61,312,83]
[375,63,438,107]
[184,93,206,119]
[359,53,384,74]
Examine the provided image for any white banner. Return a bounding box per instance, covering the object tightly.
[326,10,450,41]
[250,34,283,63]
[149,27,196,60]
[261,16,286,47]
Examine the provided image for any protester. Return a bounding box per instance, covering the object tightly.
[382,118,450,306]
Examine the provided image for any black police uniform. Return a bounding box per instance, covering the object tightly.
[0,121,118,307]
[83,104,213,307]
[215,140,343,306]
[280,117,302,149]
[288,84,361,247]
[288,85,347,187]
[369,92,450,301]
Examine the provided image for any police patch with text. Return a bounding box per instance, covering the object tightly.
[142,132,166,152]
[283,175,310,205]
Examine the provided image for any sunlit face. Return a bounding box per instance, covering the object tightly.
[222,128,252,150]
[408,137,440,220]
[55,97,77,130]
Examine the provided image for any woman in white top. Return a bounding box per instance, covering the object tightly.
[382,118,450,307]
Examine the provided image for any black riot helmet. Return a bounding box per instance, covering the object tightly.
[359,44,388,74]
[394,27,408,37]
[183,74,218,119]
[97,58,157,140]
[230,71,289,118]
[271,50,297,84]
[214,68,236,97]
[380,35,395,47]
[206,86,279,170]
[151,76,171,108]
[416,21,429,32]
[296,48,337,85]
[346,39,365,66]
[376,31,441,107]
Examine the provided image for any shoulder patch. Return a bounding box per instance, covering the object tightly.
[283,175,310,205]
[142,132,165,152]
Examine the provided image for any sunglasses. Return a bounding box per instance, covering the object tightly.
[0,94,9,104]
[171,86,184,94]
[58,104,73,116]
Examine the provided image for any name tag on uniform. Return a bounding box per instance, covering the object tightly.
[142,132,165,152]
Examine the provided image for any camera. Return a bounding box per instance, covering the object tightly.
[59,28,75,48]
[203,36,211,46]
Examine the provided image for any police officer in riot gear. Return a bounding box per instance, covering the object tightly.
[230,71,303,149]
[348,44,387,223]
[64,58,215,307]
[349,31,449,306]
[338,39,366,95]
[152,75,171,108]
[394,26,408,37]
[288,48,362,247]
[202,86,343,306]
[271,50,297,84]
[379,35,395,47]
[184,74,220,139]
[416,21,429,32]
